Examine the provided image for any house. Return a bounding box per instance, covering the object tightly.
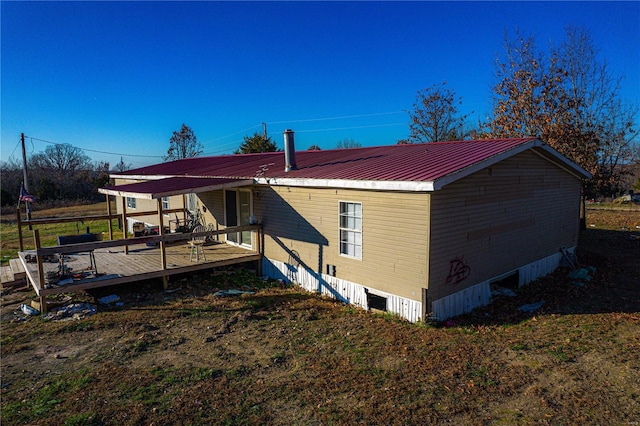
[100,132,590,321]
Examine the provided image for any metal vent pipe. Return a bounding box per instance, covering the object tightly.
[283,129,297,172]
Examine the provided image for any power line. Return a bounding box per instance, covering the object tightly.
[295,122,406,133]
[267,111,404,125]
[199,123,262,145]
[26,136,164,158]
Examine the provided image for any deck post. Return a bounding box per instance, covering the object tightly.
[157,199,169,290]
[106,194,114,241]
[121,196,128,254]
[16,207,24,252]
[33,230,47,313]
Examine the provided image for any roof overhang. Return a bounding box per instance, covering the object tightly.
[99,177,254,199]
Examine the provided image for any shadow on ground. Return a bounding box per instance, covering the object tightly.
[452,228,640,327]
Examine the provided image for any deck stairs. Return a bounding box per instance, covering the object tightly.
[1,258,27,288]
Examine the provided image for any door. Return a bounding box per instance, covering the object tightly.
[225,189,252,247]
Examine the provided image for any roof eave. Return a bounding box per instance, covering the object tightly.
[255,177,435,192]
[98,178,254,199]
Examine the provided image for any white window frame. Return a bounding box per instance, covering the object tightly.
[161,196,170,215]
[126,197,136,209]
[339,201,362,260]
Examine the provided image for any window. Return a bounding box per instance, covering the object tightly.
[339,201,362,259]
[186,193,197,214]
[126,197,136,209]
[162,197,169,210]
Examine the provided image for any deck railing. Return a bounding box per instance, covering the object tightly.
[29,223,263,292]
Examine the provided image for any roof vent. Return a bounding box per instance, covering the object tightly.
[283,129,297,172]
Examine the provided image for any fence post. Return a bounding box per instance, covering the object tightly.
[16,207,24,252]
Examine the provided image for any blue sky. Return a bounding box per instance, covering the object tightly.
[2,1,639,168]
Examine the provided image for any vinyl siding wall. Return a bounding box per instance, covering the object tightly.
[113,179,187,231]
[428,150,582,303]
[254,186,430,302]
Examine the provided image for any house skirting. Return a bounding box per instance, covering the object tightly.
[262,247,574,323]
[261,258,423,323]
[430,247,576,320]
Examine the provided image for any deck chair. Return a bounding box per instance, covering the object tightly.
[188,225,207,262]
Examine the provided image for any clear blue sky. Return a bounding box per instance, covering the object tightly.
[2,1,639,168]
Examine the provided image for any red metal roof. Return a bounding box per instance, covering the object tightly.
[115,138,539,183]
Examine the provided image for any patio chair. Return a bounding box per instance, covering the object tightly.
[188,225,207,262]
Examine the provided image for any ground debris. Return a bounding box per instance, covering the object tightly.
[42,302,98,321]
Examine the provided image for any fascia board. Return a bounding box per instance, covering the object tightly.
[254,177,435,192]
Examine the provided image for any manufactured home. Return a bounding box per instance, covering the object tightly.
[99,133,590,321]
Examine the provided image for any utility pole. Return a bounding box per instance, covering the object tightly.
[262,122,267,140]
[20,133,32,227]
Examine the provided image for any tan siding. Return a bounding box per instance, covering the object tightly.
[428,150,581,302]
[113,178,187,230]
[199,190,224,229]
[255,186,430,301]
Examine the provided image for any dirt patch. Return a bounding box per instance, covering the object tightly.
[1,209,639,425]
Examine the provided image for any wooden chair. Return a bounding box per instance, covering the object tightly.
[188,225,207,262]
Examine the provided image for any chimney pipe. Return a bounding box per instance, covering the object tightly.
[283,129,297,172]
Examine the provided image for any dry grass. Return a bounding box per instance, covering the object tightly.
[1,209,639,425]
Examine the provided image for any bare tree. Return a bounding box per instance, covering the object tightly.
[484,27,638,226]
[407,82,470,143]
[114,157,131,172]
[165,124,203,161]
[551,27,638,198]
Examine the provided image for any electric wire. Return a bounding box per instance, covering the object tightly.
[26,136,164,158]
[295,122,406,133]
[266,111,404,125]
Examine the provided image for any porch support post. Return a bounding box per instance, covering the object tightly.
[182,194,188,226]
[157,199,168,289]
[121,197,128,254]
[106,194,113,241]
[256,227,263,277]
[34,230,47,313]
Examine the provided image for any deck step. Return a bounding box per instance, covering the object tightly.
[0,265,27,288]
[1,265,14,283]
[9,258,26,280]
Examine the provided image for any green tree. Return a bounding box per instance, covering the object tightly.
[308,145,322,150]
[407,82,470,143]
[336,139,362,149]
[235,132,278,154]
[165,124,202,161]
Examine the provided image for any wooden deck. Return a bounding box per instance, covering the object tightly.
[18,225,262,311]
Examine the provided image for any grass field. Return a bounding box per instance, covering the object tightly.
[0,206,639,425]
[1,203,119,266]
